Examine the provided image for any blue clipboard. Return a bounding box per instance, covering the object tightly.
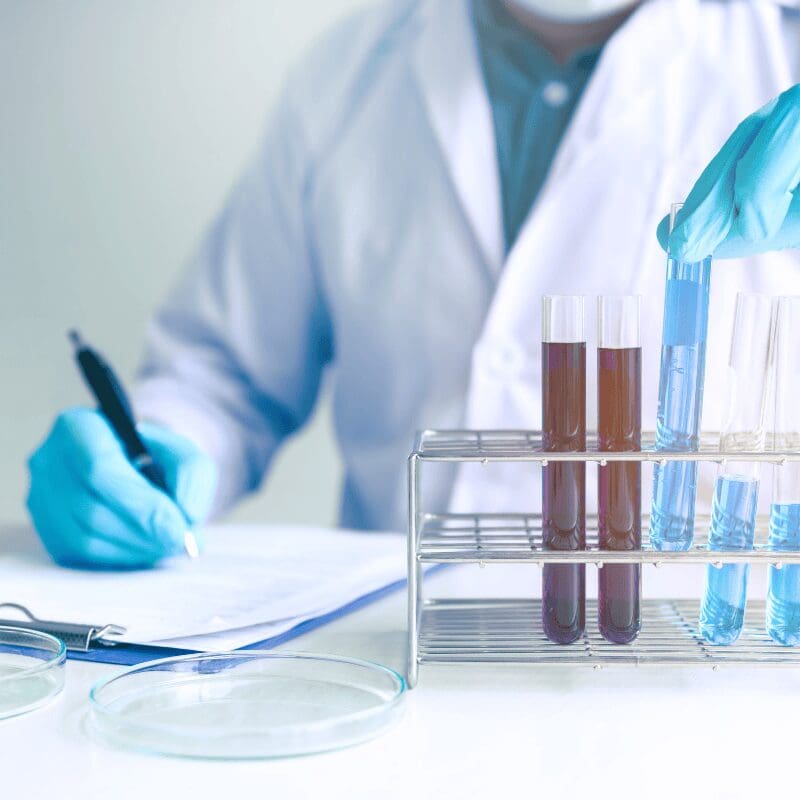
[1,575,416,667]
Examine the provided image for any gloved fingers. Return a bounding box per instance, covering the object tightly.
[732,85,800,244]
[656,214,671,252]
[39,446,188,558]
[69,497,182,565]
[51,407,131,472]
[69,540,158,570]
[668,100,775,262]
[713,189,800,258]
[80,458,190,555]
[42,412,191,553]
[138,422,218,525]
[27,408,198,568]
[27,475,166,569]
[60,528,163,570]
[47,409,206,539]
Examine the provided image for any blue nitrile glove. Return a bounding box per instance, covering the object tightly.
[658,84,800,262]
[26,407,218,569]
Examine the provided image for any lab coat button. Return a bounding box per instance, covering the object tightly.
[542,80,570,107]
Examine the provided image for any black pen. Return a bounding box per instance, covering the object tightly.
[68,330,199,558]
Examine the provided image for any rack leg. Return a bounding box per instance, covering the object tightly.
[407,454,421,688]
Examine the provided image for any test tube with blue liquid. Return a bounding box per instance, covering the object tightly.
[698,294,773,645]
[766,296,800,645]
[649,203,712,551]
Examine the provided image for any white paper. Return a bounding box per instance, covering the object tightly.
[0,523,406,649]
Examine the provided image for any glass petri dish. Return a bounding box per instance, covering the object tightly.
[89,651,406,759]
[0,626,66,719]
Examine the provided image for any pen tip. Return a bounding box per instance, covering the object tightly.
[68,330,83,350]
[184,532,200,559]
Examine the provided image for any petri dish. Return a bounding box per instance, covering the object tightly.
[0,626,66,719]
[89,651,406,759]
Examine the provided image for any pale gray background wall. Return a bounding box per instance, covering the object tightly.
[0,0,373,525]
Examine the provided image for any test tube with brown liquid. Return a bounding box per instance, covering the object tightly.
[597,295,642,644]
[541,295,586,644]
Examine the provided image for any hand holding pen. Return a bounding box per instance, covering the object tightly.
[25,332,217,569]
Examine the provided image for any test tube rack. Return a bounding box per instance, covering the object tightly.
[406,430,800,687]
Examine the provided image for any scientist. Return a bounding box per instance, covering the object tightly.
[27,0,800,567]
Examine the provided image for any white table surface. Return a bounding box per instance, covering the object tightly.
[2,549,799,800]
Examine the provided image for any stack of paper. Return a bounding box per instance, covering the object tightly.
[0,523,407,651]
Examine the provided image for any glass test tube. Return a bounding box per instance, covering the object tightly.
[649,204,712,551]
[541,295,586,644]
[597,296,642,644]
[767,296,800,645]
[698,294,773,645]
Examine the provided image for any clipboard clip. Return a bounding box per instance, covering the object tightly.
[0,603,127,652]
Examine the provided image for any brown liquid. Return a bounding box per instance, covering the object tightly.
[541,341,586,644]
[597,347,641,643]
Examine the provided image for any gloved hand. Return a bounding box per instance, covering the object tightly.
[27,407,218,569]
[658,84,800,262]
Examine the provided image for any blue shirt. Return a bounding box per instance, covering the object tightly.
[472,0,602,253]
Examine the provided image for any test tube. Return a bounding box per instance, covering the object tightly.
[649,203,713,551]
[766,296,800,645]
[698,293,773,645]
[541,295,586,644]
[597,296,642,643]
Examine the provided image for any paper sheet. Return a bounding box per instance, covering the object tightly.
[0,523,407,650]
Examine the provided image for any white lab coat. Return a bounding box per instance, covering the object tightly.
[136,0,800,531]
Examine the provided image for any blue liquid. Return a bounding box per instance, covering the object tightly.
[698,475,758,645]
[649,256,712,551]
[650,458,698,551]
[766,503,800,646]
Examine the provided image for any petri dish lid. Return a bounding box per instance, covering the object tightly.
[0,626,66,719]
[89,651,406,759]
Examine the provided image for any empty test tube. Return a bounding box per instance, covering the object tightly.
[699,294,773,645]
[649,204,712,551]
[767,296,800,645]
[597,296,642,644]
[541,295,586,644]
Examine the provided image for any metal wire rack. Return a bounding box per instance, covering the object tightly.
[418,599,800,669]
[412,429,800,463]
[416,512,798,565]
[406,430,800,687]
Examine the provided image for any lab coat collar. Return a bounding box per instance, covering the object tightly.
[411,0,700,277]
[495,0,702,321]
[412,0,505,276]
[550,0,700,173]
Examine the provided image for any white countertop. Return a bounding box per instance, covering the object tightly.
[2,560,798,800]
